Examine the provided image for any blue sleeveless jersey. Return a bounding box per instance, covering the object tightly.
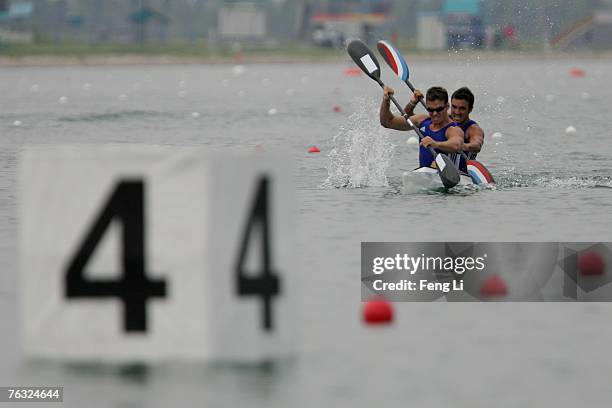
[418,118,461,169]
[458,119,478,173]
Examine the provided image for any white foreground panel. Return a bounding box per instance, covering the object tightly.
[19,146,295,363]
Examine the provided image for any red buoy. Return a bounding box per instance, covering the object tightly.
[332,106,342,113]
[363,299,393,325]
[569,68,585,78]
[308,146,320,153]
[344,67,362,77]
[578,251,605,276]
[480,275,508,297]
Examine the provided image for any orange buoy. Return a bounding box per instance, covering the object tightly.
[344,67,362,77]
[332,106,341,113]
[578,251,605,276]
[308,146,320,153]
[480,275,508,297]
[363,298,393,325]
[569,68,585,78]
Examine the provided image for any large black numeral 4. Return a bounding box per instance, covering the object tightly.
[65,180,166,332]
[235,177,281,332]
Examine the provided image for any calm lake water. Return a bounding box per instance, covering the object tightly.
[1,57,612,407]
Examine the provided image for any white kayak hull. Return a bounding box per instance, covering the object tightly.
[402,167,473,193]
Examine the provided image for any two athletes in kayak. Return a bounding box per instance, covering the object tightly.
[379,85,484,174]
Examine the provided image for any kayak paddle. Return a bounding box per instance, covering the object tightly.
[347,39,460,189]
[376,40,495,185]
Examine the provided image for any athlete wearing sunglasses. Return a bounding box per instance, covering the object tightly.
[405,87,484,174]
[380,86,463,170]
[425,106,446,113]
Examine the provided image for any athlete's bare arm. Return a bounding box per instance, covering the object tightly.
[379,86,412,130]
[464,124,484,153]
[403,89,424,116]
[421,126,463,153]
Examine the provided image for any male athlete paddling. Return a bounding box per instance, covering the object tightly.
[380,86,463,169]
[450,87,484,173]
[405,87,484,174]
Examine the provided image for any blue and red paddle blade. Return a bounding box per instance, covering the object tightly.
[467,160,495,185]
[376,40,410,83]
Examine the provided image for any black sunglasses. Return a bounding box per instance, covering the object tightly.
[426,106,446,113]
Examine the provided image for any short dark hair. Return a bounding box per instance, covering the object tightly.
[426,87,448,104]
[451,87,475,110]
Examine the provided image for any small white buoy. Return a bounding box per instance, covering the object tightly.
[491,132,503,139]
[406,136,418,145]
[581,92,590,100]
[545,94,555,102]
[300,76,309,85]
[191,112,200,118]
[118,94,128,101]
[178,90,186,98]
[30,84,39,92]
[237,90,246,98]
[232,65,246,75]
[267,108,278,116]
[179,80,186,88]
[286,88,295,96]
[82,83,92,91]
[13,120,22,127]
[261,78,271,86]
[496,96,505,103]
[534,152,539,157]
[58,96,68,104]
[565,126,576,134]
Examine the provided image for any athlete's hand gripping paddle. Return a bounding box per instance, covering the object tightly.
[376,40,495,185]
[347,39,460,189]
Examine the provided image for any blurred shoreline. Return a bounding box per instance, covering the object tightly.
[1,46,611,67]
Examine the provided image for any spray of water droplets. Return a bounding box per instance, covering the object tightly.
[322,98,395,188]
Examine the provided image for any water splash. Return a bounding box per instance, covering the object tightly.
[322,99,395,188]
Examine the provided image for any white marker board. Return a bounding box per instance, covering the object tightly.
[19,146,295,363]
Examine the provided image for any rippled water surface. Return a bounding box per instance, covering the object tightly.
[1,59,612,407]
